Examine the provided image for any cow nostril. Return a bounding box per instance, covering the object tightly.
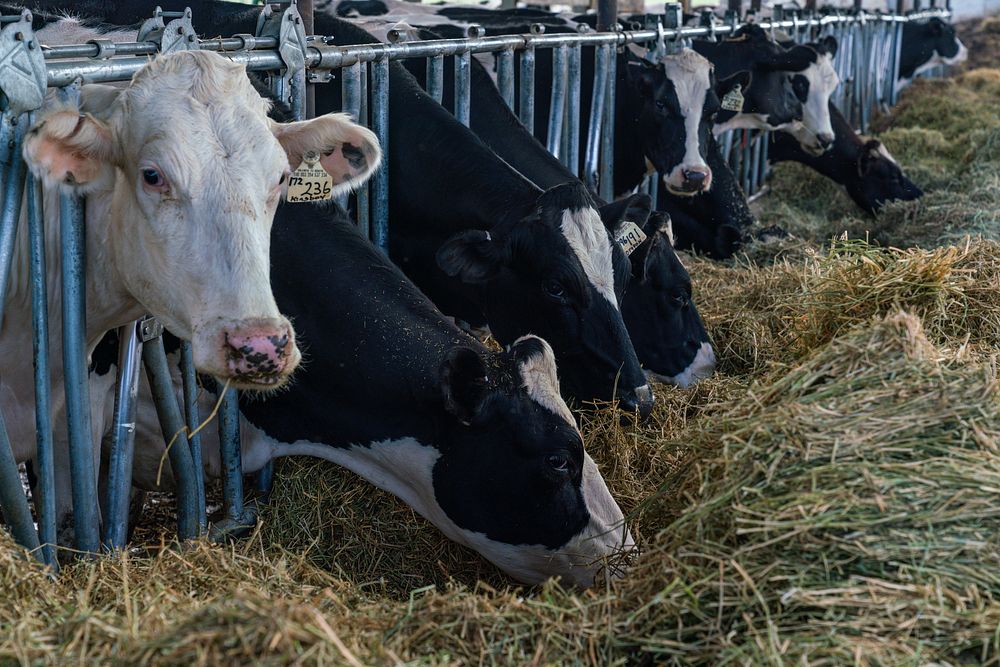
[683,170,707,184]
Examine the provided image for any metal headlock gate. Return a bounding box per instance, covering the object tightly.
[0,0,951,565]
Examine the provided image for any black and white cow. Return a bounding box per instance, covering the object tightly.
[769,100,923,214]
[898,16,968,88]
[122,199,633,588]
[398,43,716,385]
[39,0,655,415]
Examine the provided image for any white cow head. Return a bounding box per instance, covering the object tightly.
[24,50,381,390]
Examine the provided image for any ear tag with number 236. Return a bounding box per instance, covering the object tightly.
[721,84,744,112]
[286,150,335,203]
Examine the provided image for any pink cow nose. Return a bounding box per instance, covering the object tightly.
[224,325,293,383]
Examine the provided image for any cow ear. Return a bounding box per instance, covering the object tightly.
[758,45,814,72]
[436,230,507,284]
[716,70,752,99]
[23,109,115,192]
[817,35,838,57]
[928,19,945,36]
[271,112,382,195]
[598,193,652,232]
[440,347,490,424]
[858,139,881,176]
[626,58,661,98]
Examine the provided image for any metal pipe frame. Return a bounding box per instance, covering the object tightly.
[370,58,390,251]
[565,44,582,176]
[584,43,609,191]
[426,55,444,103]
[454,51,471,127]
[179,341,206,532]
[598,44,617,203]
[212,385,255,539]
[518,46,536,135]
[497,48,515,109]
[547,45,568,160]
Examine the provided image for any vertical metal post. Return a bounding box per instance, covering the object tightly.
[0,417,38,557]
[299,0,315,119]
[584,44,609,191]
[889,20,903,105]
[371,58,390,252]
[497,48,515,109]
[102,321,144,550]
[27,161,56,568]
[338,62,362,212]
[0,114,27,315]
[142,337,199,540]
[426,55,444,103]
[60,190,100,555]
[598,44,617,202]
[727,0,743,18]
[547,45,568,160]
[179,341,206,531]
[519,45,536,135]
[454,50,471,126]
[565,44,582,176]
[597,0,618,31]
[215,385,253,534]
[357,63,371,238]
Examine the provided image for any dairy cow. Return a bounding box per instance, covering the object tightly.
[4,41,379,541]
[33,0,655,415]
[898,16,968,88]
[769,101,923,214]
[118,199,634,588]
[396,42,716,386]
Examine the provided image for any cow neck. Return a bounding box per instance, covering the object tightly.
[246,205,485,446]
[613,56,654,196]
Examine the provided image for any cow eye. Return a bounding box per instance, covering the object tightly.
[543,279,567,300]
[142,169,163,187]
[546,454,570,473]
[655,99,666,110]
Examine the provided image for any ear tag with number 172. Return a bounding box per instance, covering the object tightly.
[286,150,335,203]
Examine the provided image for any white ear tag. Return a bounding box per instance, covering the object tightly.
[721,84,744,112]
[286,150,335,203]
[615,220,648,256]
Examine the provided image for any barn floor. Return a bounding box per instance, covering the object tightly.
[2,19,999,667]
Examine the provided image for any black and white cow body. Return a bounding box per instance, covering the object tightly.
[770,101,923,214]
[898,17,968,88]
[117,200,634,588]
[397,45,715,386]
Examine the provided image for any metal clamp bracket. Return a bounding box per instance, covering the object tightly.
[138,315,164,343]
[137,6,199,54]
[255,0,308,110]
[0,10,47,114]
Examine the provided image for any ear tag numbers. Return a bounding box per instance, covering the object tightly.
[721,84,744,112]
[286,150,334,202]
[615,220,648,256]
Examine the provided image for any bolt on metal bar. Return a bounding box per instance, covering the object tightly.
[546,44,568,160]
[454,50,471,126]
[497,48,515,109]
[142,337,199,540]
[371,57,390,251]
[26,163,56,569]
[179,341,206,532]
[519,46,536,135]
[102,320,145,550]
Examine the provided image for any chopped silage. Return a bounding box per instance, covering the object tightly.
[3,22,1000,667]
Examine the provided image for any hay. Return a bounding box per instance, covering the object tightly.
[4,18,1000,666]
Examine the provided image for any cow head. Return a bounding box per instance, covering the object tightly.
[601,195,715,387]
[24,50,380,390]
[431,336,633,586]
[783,37,840,155]
[435,182,654,417]
[626,49,751,196]
[851,139,924,213]
[901,17,968,84]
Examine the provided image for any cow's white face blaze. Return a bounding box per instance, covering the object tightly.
[23,50,380,390]
[788,50,840,156]
[660,50,714,195]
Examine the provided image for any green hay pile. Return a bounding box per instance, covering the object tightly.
[3,20,1000,666]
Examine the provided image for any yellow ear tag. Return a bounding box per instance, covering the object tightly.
[721,84,744,112]
[615,220,648,256]
[286,150,335,203]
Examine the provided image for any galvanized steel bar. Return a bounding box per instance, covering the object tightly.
[338,62,362,211]
[102,320,144,550]
[179,341,206,532]
[426,55,444,103]
[598,44,617,203]
[454,50,471,126]
[518,46,536,135]
[143,337,199,540]
[26,164,56,568]
[565,44,582,176]
[60,188,100,555]
[357,63,371,238]
[216,386,253,534]
[371,57,390,251]
[497,48,515,109]
[0,113,27,325]
[547,45,568,160]
[584,43,609,191]
[0,412,38,557]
